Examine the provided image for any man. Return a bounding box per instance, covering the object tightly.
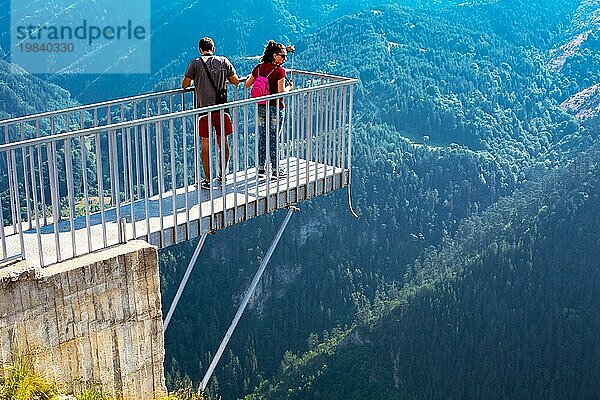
[182,37,239,189]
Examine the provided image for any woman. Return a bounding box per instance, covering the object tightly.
[245,40,293,179]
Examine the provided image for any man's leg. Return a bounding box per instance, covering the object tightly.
[201,137,211,180]
[215,136,230,178]
[214,111,232,178]
[201,136,229,181]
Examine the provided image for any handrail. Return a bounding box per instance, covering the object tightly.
[0,76,358,151]
[0,87,195,127]
[0,69,344,128]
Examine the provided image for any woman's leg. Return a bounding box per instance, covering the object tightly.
[257,106,267,170]
[269,106,285,170]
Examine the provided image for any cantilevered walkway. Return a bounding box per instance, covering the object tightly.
[0,70,357,267]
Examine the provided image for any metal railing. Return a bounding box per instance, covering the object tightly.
[0,70,356,267]
[0,87,197,143]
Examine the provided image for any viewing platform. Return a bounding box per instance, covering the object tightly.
[0,70,357,267]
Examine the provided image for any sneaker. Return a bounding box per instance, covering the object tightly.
[271,168,286,180]
[257,167,267,177]
[200,179,211,190]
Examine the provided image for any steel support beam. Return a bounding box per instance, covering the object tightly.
[199,206,298,393]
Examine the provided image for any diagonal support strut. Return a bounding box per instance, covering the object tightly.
[163,232,209,332]
[199,206,299,393]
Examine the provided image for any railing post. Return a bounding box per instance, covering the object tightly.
[134,103,142,200]
[9,149,25,260]
[341,86,348,181]
[146,99,154,197]
[219,110,227,223]
[170,110,178,244]
[265,105,271,213]
[35,119,47,226]
[95,132,108,248]
[28,145,44,266]
[207,112,216,231]
[347,85,354,184]
[306,89,313,198]
[120,105,129,203]
[64,137,77,258]
[126,127,136,239]
[4,126,17,234]
[182,115,190,239]
[107,106,116,205]
[243,101,249,221]
[110,129,123,245]
[9,149,25,259]
[0,151,9,260]
[80,133,92,254]
[274,103,281,209]
[48,141,61,263]
[253,104,260,214]
[141,124,151,241]
[156,121,165,247]
[232,97,239,224]
[19,123,32,230]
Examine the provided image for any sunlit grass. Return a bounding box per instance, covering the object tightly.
[0,351,208,400]
[77,382,112,400]
[0,352,59,400]
[160,387,207,400]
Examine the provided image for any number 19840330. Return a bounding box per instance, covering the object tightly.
[19,42,75,52]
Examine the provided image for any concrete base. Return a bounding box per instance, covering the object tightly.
[0,240,166,399]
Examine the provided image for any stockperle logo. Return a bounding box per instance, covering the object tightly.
[11,0,150,74]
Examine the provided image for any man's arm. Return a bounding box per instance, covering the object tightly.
[227,74,240,86]
[224,58,239,86]
[182,60,195,88]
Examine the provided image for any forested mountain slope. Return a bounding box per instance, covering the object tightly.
[550,0,600,86]
[293,3,582,167]
[161,2,600,399]
[1,0,594,399]
[553,1,600,120]
[162,122,517,398]
[0,0,598,399]
[0,47,76,118]
[0,0,391,102]
[245,130,600,400]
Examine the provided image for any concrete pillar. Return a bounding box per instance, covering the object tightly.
[0,240,166,399]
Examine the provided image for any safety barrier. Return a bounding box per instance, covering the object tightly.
[0,70,356,266]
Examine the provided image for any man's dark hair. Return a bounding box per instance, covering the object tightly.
[199,37,215,52]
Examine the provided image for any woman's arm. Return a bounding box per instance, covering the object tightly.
[278,77,292,93]
[245,75,255,88]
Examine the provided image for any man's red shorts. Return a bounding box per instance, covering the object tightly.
[198,111,233,139]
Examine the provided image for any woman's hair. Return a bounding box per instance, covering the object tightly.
[260,40,285,63]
